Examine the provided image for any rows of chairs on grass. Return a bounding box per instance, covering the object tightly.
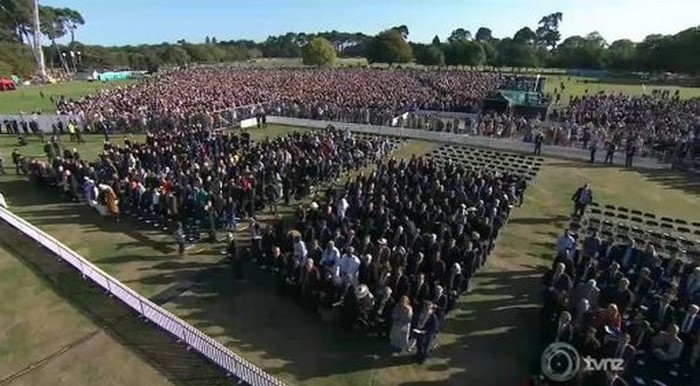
[429,144,543,181]
[571,204,700,264]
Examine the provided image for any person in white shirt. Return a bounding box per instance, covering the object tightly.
[338,247,360,288]
[293,236,308,267]
[321,241,341,270]
[336,194,349,222]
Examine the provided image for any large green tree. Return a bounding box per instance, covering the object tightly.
[413,43,444,66]
[474,27,493,43]
[443,40,485,66]
[447,28,471,43]
[301,37,337,66]
[365,29,412,64]
[536,12,563,49]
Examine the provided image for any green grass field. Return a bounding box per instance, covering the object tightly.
[543,74,700,105]
[0,80,134,114]
[0,75,699,386]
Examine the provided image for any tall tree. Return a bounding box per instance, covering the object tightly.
[444,40,485,66]
[536,12,563,49]
[413,43,444,66]
[393,25,409,40]
[606,39,637,70]
[365,29,412,64]
[301,37,337,66]
[513,27,537,45]
[474,27,493,43]
[39,6,70,71]
[431,35,441,45]
[448,28,471,43]
[60,7,84,44]
[496,38,540,68]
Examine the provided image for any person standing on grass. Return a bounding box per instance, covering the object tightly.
[571,183,593,217]
[173,222,186,256]
[390,295,414,353]
[534,130,544,155]
[604,140,616,164]
[413,301,439,364]
[589,133,599,163]
[625,137,637,168]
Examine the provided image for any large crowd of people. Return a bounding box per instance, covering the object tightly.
[17,126,393,244]
[245,155,527,362]
[545,91,700,161]
[53,69,545,132]
[537,210,700,384]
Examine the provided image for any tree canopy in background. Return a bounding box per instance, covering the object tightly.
[365,29,413,64]
[301,37,337,66]
[1,2,700,77]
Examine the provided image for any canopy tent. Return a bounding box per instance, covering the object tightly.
[0,78,16,91]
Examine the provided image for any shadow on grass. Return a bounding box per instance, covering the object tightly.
[0,222,237,386]
[508,215,569,226]
[630,167,700,198]
[160,260,544,385]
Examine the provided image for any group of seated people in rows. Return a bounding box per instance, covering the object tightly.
[239,155,527,363]
[538,227,700,385]
[19,126,393,246]
[53,68,542,132]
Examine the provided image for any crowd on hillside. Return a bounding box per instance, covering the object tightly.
[16,126,392,241]
[248,155,527,362]
[544,91,700,160]
[52,69,547,132]
[538,225,700,385]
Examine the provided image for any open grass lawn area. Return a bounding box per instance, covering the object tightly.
[0,230,174,386]
[543,74,700,105]
[0,125,698,385]
[0,80,134,114]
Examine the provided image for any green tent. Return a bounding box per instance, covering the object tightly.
[487,90,542,107]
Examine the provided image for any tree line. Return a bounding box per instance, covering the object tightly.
[1,0,699,77]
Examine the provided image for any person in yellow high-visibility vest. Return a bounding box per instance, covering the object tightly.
[67,121,76,142]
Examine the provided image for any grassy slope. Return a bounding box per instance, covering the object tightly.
[0,234,172,386]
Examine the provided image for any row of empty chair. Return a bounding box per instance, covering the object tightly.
[430,145,542,180]
[587,202,700,236]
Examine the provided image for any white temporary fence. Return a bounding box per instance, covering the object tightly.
[0,206,287,386]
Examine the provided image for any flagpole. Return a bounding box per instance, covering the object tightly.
[32,0,47,80]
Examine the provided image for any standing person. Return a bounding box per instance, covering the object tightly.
[11,148,22,175]
[534,130,544,155]
[413,301,439,364]
[589,134,599,163]
[625,138,636,168]
[571,183,593,217]
[390,295,414,353]
[173,222,186,256]
[604,141,616,164]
